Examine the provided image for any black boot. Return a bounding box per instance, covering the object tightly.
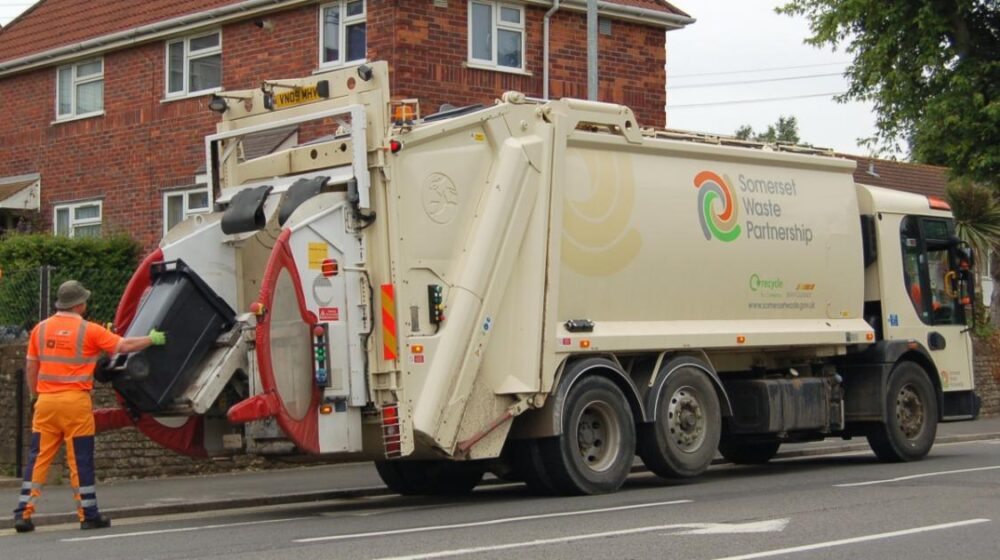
[14,518,35,533]
[80,514,111,530]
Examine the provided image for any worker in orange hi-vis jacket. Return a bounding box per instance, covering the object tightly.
[12,280,166,534]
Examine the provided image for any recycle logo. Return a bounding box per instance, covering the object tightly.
[694,170,741,242]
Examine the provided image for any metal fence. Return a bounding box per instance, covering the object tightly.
[0,265,134,341]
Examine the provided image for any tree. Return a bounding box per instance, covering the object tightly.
[777,0,1000,187]
[735,116,801,144]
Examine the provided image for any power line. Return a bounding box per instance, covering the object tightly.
[669,61,851,79]
[668,91,847,109]
[671,72,845,90]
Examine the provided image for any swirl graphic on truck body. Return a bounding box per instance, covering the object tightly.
[694,170,741,242]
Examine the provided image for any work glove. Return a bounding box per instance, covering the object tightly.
[148,328,167,346]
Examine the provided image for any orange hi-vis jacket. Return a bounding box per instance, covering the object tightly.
[28,313,122,393]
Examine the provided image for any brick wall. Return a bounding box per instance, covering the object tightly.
[382,2,666,127]
[0,1,668,248]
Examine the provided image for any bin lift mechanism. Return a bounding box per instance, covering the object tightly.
[204,104,372,209]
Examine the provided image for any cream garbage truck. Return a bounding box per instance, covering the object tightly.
[102,61,980,495]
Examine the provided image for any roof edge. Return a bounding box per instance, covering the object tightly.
[524,0,695,29]
[0,0,314,77]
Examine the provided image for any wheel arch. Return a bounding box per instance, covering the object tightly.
[510,355,644,438]
[646,353,733,421]
[843,340,944,422]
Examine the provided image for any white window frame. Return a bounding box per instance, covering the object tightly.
[54,200,102,238]
[55,58,104,121]
[163,187,211,234]
[165,31,222,98]
[467,1,525,72]
[318,0,367,69]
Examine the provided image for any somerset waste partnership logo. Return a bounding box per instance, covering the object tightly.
[694,170,741,242]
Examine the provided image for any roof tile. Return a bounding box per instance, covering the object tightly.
[841,154,951,198]
[0,0,242,64]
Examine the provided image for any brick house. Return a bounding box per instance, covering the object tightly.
[0,0,691,248]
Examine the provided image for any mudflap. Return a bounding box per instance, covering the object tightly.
[244,195,366,455]
[110,247,208,458]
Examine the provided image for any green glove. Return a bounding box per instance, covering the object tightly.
[148,328,166,346]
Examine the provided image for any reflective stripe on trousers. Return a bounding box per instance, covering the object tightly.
[12,392,99,522]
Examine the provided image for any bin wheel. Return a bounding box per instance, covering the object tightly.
[867,361,938,462]
[536,376,636,495]
[638,367,721,478]
[718,436,781,464]
[374,460,485,496]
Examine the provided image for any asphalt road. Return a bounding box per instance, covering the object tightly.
[4,439,999,560]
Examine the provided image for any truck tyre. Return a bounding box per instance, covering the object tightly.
[866,361,938,462]
[505,439,560,495]
[718,436,780,464]
[374,460,485,496]
[638,368,721,478]
[538,376,636,495]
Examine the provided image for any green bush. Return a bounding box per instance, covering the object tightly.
[0,234,142,330]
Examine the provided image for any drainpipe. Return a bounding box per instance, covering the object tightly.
[543,0,561,100]
[587,0,598,100]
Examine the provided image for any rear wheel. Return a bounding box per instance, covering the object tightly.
[867,361,938,462]
[374,460,485,495]
[536,376,636,495]
[638,367,721,478]
[718,436,780,464]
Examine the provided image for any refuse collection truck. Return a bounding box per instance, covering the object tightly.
[104,61,980,496]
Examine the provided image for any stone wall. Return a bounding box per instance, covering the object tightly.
[0,341,303,482]
[3,332,998,482]
[973,335,1000,416]
[0,342,29,477]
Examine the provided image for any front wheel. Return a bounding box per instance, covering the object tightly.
[867,362,938,462]
[537,376,637,495]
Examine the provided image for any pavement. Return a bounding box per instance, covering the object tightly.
[3,415,999,528]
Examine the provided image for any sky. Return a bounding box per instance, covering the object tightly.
[1,0,883,156]
[666,0,885,156]
[0,1,30,27]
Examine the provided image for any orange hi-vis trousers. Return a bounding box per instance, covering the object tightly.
[13,391,100,523]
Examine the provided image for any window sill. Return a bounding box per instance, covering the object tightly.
[51,111,104,125]
[314,59,370,75]
[464,61,532,77]
[161,87,222,104]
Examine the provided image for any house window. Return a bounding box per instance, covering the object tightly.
[163,187,210,233]
[56,58,103,119]
[468,1,524,71]
[320,1,367,67]
[54,201,102,238]
[166,31,222,97]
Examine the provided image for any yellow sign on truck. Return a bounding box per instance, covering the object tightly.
[107,62,978,496]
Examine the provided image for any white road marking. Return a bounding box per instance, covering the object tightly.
[369,518,789,560]
[675,519,789,535]
[835,465,1000,487]
[61,516,311,542]
[294,499,693,543]
[709,518,990,560]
